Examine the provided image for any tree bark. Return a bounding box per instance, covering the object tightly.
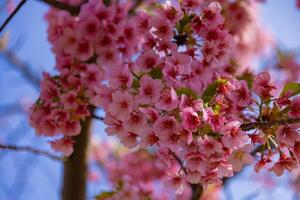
[190,184,203,200]
[62,117,92,200]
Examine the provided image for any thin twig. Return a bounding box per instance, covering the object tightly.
[92,113,104,121]
[241,117,300,131]
[0,143,64,161]
[169,149,187,174]
[0,0,27,33]
[0,49,40,89]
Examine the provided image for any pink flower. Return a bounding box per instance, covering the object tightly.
[198,136,223,157]
[155,4,183,24]
[164,175,185,195]
[227,80,251,107]
[139,107,159,124]
[91,85,112,108]
[186,170,201,184]
[288,96,300,118]
[50,137,74,156]
[60,91,78,110]
[136,50,160,72]
[202,2,224,28]
[228,144,254,172]
[276,125,300,147]
[151,17,173,40]
[120,131,139,149]
[180,107,201,131]
[108,64,133,89]
[83,64,104,86]
[186,152,204,172]
[155,88,179,111]
[153,116,178,135]
[74,39,93,61]
[39,119,57,136]
[78,16,100,40]
[218,162,234,178]
[221,121,249,149]
[137,75,163,104]
[179,95,203,112]
[165,53,192,69]
[108,91,133,121]
[293,142,300,161]
[205,108,226,132]
[253,72,276,99]
[134,11,151,33]
[104,115,125,136]
[140,127,159,148]
[269,155,298,176]
[124,111,147,132]
[60,120,81,136]
[182,0,204,9]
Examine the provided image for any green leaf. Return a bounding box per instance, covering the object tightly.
[176,87,198,99]
[201,79,228,103]
[149,68,163,79]
[132,78,140,89]
[280,82,300,97]
[95,191,115,200]
[202,82,218,103]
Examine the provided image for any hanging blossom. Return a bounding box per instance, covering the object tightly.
[29,0,300,196]
[89,138,220,200]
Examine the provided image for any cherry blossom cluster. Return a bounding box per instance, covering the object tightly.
[89,139,220,200]
[30,0,148,155]
[29,0,300,195]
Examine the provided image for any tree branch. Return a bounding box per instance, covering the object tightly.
[0,143,64,161]
[0,0,26,33]
[0,49,40,89]
[62,117,93,200]
[240,117,300,131]
[0,48,40,89]
[169,150,203,200]
[40,0,85,15]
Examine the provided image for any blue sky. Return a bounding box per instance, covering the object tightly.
[0,1,300,200]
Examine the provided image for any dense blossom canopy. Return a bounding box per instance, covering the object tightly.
[28,0,300,198]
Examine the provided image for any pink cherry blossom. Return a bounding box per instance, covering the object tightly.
[228,144,254,172]
[269,155,298,176]
[136,50,160,72]
[253,72,276,99]
[155,88,179,111]
[50,137,74,156]
[289,96,300,118]
[180,107,201,131]
[108,64,133,89]
[108,91,133,121]
[137,75,163,104]
[276,125,300,147]
[221,121,250,149]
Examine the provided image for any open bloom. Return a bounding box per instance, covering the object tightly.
[50,137,74,156]
[108,91,133,121]
[276,125,300,147]
[137,75,163,104]
[252,72,275,99]
[221,121,249,149]
[155,88,179,111]
[269,155,298,176]
[288,96,300,118]
[180,107,201,131]
[229,144,254,172]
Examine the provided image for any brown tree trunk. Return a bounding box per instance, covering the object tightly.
[190,184,203,200]
[62,117,92,200]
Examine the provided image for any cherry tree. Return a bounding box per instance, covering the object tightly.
[1,0,300,200]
